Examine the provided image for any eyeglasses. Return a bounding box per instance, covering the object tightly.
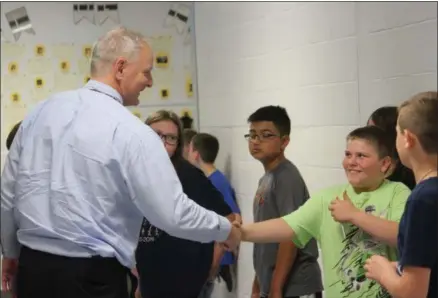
[156,132,179,145]
[244,133,279,142]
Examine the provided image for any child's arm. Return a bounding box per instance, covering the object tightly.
[242,192,323,244]
[366,191,436,298]
[242,218,294,242]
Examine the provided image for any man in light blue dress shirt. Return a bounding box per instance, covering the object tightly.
[0,27,240,298]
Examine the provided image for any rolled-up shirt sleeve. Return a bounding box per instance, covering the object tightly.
[123,129,231,243]
[1,127,22,259]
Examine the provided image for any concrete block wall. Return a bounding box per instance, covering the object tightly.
[194,2,437,298]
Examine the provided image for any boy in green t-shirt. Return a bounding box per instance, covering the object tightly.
[239,126,411,298]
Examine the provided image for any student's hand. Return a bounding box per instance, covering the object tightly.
[1,257,18,294]
[364,255,395,283]
[223,224,241,251]
[134,286,142,298]
[251,276,260,298]
[329,191,360,223]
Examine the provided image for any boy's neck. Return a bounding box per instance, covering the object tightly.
[411,154,438,183]
[262,154,286,173]
[199,162,217,177]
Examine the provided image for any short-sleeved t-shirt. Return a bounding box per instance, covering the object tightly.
[397,177,437,298]
[283,180,410,298]
[136,158,232,298]
[253,159,323,297]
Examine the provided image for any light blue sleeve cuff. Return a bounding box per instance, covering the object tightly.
[215,215,232,242]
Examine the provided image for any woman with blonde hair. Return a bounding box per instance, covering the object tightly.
[134,110,233,298]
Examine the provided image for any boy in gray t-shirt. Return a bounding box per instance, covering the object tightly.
[246,106,323,298]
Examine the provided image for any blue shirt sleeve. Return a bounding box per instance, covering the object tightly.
[399,193,437,269]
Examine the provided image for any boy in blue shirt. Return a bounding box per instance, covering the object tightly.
[365,91,438,298]
[187,133,241,296]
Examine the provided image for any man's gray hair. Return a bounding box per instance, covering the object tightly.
[90,26,148,76]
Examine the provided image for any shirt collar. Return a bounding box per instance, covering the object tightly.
[84,80,123,104]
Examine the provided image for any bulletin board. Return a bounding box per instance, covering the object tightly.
[0,2,199,162]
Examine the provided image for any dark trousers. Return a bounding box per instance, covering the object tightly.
[261,293,323,298]
[16,246,129,298]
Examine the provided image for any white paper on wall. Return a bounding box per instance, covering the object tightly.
[73,3,95,25]
[5,7,35,41]
[183,25,192,46]
[96,3,120,25]
[1,29,7,42]
[163,3,191,35]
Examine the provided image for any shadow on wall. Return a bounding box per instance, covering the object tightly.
[224,154,232,180]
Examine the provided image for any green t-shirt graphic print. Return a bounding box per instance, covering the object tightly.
[283,180,410,298]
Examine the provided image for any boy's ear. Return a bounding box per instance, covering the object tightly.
[403,129,416,149]
[281,135,290,151]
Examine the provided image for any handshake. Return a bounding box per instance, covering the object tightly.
[222,219,243,252]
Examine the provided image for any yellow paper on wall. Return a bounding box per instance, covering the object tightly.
[2,74,26,92]
[149,36,173,68]
[2,105,28,149]
[159,88,170,100]
[54,74,78,92]
[78,58,91,74]
[27,58,52,74]
[1,43,26,59]
[185,74,193,98]
[34,44,46,57]
[82,45,93,59]
[8,62,19,74]
[59,60,71,73]
[53,43,75,60]
[29,74,53,103]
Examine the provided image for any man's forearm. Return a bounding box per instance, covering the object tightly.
[351,211,398,246]
[271,242,297,292]
[0,209,20,258]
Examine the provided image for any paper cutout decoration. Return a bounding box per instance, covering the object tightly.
[164,3,191,34]
[155,52,169,68]
[83,45,93,58]
[60,61,70,73]
[35,77,45,89]
[73,3,95,24]
[160,88,170,100]
[149,36,173,68]
[9,92,22,105]
[53,43,75,60]
[35,44,46,57]
[8,62,18,74]
[5,7,35,41]
[180,110,193,129]
[185,74,193,98]
[96,3,120,25]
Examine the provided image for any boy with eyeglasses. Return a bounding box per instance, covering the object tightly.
[246,106,323,298]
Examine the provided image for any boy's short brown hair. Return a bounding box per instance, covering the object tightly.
[398,91,438,154]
